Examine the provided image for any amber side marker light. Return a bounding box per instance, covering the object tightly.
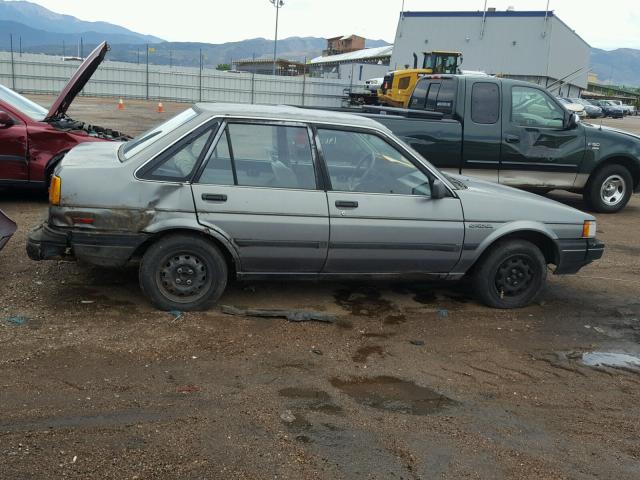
[582,220,597,238]
[48,175,61,205]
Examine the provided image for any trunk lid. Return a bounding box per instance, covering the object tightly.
[44,41,109,121]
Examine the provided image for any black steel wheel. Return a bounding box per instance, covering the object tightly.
[139,234,228,311]
[473,239,547,309]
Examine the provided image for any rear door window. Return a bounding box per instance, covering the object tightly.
[198,123,317,190]
[471,82,500,124]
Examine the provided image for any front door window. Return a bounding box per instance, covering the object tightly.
[511,86,564,129]
[318,129,432,196]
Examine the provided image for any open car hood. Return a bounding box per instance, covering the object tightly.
[45,41,108,121]
[0,209,17,252]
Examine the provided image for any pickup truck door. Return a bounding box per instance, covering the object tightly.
[0,109,28,182]
[460,80,501,182]
[500,85,585,188]
[317,127,464,274]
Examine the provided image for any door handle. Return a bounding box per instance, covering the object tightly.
[505,134,520,144]
[201,193,227,202]
[335,200,358,208]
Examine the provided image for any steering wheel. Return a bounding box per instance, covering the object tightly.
[349,151,376,191]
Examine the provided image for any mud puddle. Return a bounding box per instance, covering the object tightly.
[279,387,343,415]
[330,376,457,415]
[334,286,394,317]
[581,352,640,369]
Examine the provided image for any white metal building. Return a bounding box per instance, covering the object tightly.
[391,10,590,97]
[309,45,392,82]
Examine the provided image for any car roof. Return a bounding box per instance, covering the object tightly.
[194,103,386,130]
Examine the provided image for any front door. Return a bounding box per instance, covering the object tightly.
[192,121,329,273]
[500,85,585,188]
[317,128,464,274]
[0,110,28,182]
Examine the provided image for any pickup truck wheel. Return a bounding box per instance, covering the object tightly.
[139,234,227,311]
[473,240,547,309]
[584,164,632,213]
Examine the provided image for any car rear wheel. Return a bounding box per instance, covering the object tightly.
[139,234,228,311]
[584,164,633,213]
[473,240,547,309]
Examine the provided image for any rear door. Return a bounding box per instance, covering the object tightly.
[0,109,28,182]
[460,80,501,182]
[500,85,585,188]
[192,120,329,273]
[317,127,464,274]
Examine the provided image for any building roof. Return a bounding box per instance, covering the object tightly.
[194,103,388,130]
[402,10,555,18]
[310,45,393,65]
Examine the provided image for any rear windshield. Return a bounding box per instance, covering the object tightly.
[120,108,198,160]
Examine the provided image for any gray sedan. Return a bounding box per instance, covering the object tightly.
[27,104,604,310]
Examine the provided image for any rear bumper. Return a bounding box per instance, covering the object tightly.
[555,238,605,274]
[27,222,149,267]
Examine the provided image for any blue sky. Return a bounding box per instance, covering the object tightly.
[19,0,640,50]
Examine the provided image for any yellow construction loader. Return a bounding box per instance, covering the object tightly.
[377,51,462,108]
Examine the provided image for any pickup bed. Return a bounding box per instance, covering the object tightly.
[348,75,640,212]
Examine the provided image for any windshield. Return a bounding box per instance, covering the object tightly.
[0,84,48,121]
[121,108,198,160]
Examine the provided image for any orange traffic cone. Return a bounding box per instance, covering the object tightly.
[156,102,164,113]
[117,98,125,110]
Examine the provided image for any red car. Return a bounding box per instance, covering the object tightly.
[0,42,128,189]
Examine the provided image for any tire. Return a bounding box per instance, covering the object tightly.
[139,234,228,311]
[583,164,633,213]
[473,240,547,309]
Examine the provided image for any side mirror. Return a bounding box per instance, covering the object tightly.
[431,178,448,199]
[0,111,14,128]
[565,112,579,130]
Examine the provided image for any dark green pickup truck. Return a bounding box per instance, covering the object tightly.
[361,74,640,213]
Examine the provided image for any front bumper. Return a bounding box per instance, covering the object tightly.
[27,222,149,267]
[555,238,605,274]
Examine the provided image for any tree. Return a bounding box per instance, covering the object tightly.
[216,63,231,71]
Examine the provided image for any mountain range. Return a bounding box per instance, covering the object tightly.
[0,0,638,87]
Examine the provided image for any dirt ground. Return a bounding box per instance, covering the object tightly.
[1,97,640,479]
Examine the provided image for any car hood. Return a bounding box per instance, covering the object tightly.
[0,209,17,252]
[586,123,640,142]
[45,41,108,121]
[451,174,593,224]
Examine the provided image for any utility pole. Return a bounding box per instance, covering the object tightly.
[269,0,284,76]
[146,44,149,100]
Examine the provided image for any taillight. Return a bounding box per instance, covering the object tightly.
[49,175,61,205]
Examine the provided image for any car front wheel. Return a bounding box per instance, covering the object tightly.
[139,234,228,311]
[584,164,633,213]
[473,240,547,309]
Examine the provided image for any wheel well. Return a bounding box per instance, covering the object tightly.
[591,156,640,191]
[131,229,237,278]
[470,231,558,273]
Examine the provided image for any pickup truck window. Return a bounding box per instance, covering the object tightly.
[318,129,432,196]
[511,86,564,129]
[198,123,316,190]
[409,78,455,115]
[471,82,500,124]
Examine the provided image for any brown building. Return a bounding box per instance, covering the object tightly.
[323,35,366,56]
